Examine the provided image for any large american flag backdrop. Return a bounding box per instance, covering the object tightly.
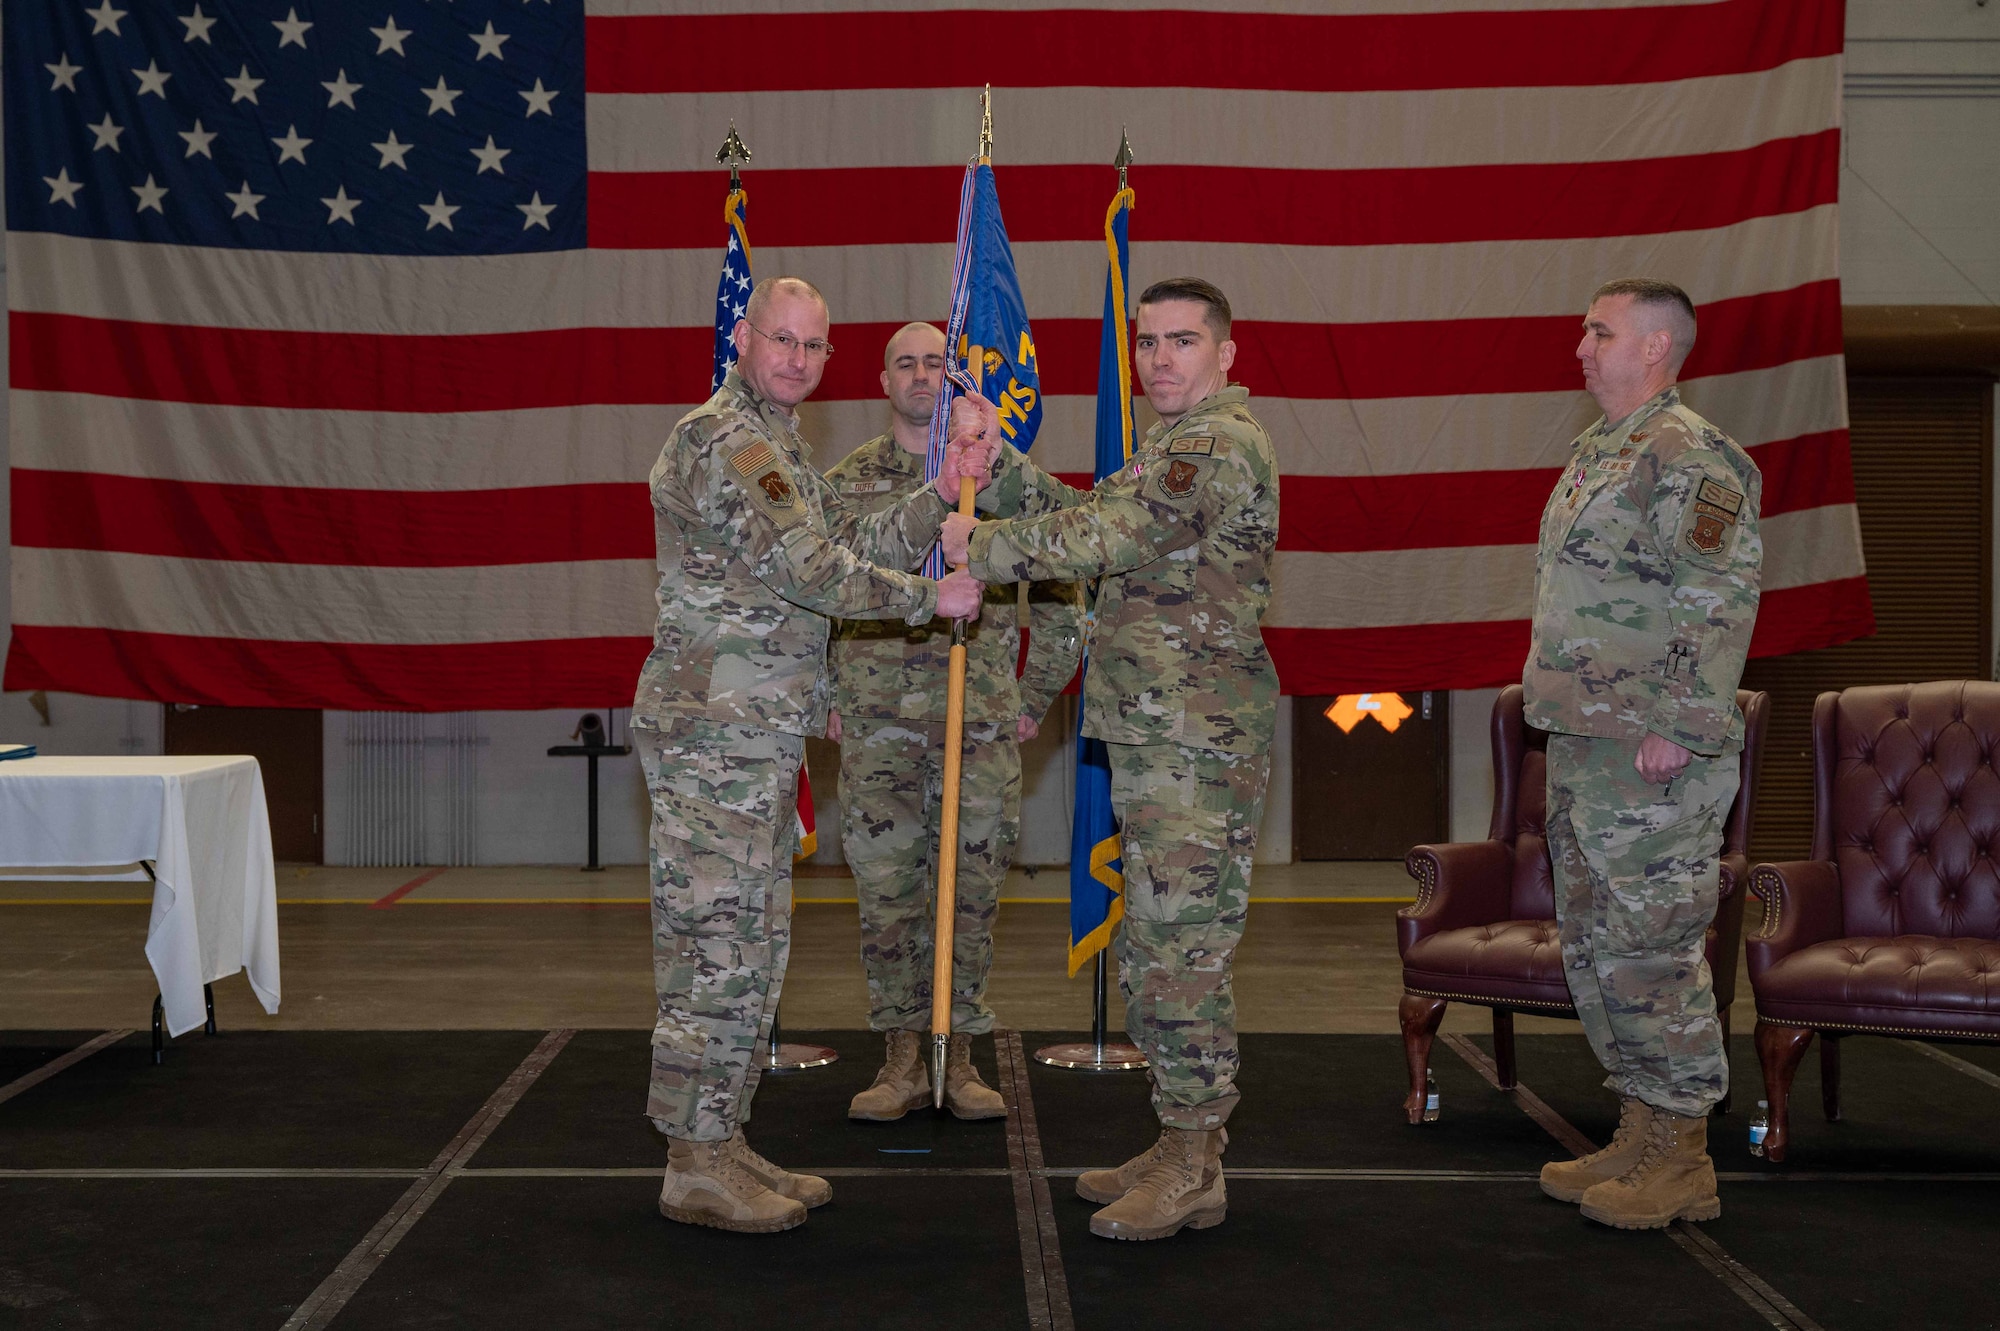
[4,0,1868,710]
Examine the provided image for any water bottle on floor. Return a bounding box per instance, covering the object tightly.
[1748,1100,1769,1157]
[1423,1071,1440,1122]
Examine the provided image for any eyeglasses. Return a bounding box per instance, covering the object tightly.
[745,321,835,360]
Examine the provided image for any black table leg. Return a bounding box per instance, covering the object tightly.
[152,995,165,1065]
[205,983,217,1036]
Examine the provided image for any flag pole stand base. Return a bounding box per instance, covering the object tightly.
[762,1043,838,1073]
[1035,951,1148,1070]
[760,1008,837,1074]
[1032,1040,1148,1071]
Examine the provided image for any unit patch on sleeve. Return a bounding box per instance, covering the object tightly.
[1160,458,1203,499]
[1167,436,1216,456]
[756,471,796,507]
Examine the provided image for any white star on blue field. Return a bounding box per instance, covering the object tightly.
[6,0,586,254]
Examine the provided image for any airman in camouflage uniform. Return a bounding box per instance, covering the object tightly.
[635,278,989,1234]
[827,324,1085,1121]
[1526,279,1763,1232]
[944,278,1278,1241]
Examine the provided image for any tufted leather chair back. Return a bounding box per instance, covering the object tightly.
[1486,684,1765,922]
[1817,682,2000,940]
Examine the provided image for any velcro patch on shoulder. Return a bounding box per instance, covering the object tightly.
[729,439,777,478]
[1696,478,1744,515]
[1158,456,1206,500]
[1167,436,1216,457]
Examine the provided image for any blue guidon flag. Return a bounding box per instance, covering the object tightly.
[923,160,1040,577]
[1067,178,1136,975]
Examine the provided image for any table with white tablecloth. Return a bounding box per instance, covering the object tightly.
[0,756,282,1037]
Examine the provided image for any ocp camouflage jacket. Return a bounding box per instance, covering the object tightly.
[825,434,1084,725]
[966,384,1280,756]
[632,370,946,739]
[1523,386,1764,756]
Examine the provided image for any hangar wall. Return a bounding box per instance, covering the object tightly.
[3,0,1995,868]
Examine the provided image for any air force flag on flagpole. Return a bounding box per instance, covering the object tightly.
[1067,181,1136,976]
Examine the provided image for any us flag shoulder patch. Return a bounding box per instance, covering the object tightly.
[730,440,777,478]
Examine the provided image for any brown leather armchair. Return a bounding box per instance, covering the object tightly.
[1395,684,1768,1123]
[1748,681,2000,1162]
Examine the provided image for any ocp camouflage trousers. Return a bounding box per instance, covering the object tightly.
[1109,741,1268,1130]
[637,719,802,1143]
[1546,733,1740,1116]
[839,716,1018,1036]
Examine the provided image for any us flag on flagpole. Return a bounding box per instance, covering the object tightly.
[5,0,1867,712]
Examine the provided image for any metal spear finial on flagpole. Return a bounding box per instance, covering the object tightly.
[977,84,993,164]
[1115,126,1134,191]
[716,123,751,191]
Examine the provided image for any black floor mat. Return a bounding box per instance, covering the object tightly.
[0,1030,548,1169]
[1055,1178,1774,1331]
[0,1177,408,1330]
[1026,1031,1565,1172]
[0,1032,96,1089]
[1498,1032,2000,1173]
[334,1174,1031,1331]
[475,1029,1010,1171]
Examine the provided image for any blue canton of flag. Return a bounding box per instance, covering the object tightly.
[4,0,585,254]
[711,187,751,391]
[1067,182,1136,976]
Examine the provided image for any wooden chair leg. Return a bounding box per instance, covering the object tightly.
[1400,993,1448,1125]
[1754,1020,1815,1163]
[1820,1033,1842,1123]
[1491,1007,1517,1090]
[1716,1003,1733,1117]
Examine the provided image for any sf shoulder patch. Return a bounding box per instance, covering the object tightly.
[1167,436,1216,457]
[1682,477,1744,556]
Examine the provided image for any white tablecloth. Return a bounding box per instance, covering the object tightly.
[0,756,281,1036]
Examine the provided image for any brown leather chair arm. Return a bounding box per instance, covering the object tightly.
[1399,840,1514,955]
[1710,853,1750,1011]
[1745,860,1844,978]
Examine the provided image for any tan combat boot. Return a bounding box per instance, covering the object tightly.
[847,1030,930,1121]
[659,1138,807,1234]
[943,1033,1007,1120]
[729,1128,831,1209]
[1579,1109,1721,1229]
[1538,1097,1656,1203]
[1077,1126,1228,1203]
[1086,1127,1227,1241]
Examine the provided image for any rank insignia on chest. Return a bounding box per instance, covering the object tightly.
[756,470,795,507]
[1167,436,1216,456]
[1161,458,1201,498]
[730,440,777,477]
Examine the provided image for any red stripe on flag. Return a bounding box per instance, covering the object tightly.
[9,283,1839,412]
[587,131,1839,250]
[11,470,653,567]
[1,625,652,711]
[5,576,1871,710]
[586,0,1841,93]
[1264,576,1874,695]
[14,432,1849,567]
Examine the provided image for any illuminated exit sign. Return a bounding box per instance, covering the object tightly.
[1324,693,1415,735]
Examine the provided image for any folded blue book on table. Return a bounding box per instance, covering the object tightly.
[0,744,37,761]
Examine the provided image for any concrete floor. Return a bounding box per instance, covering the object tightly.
[0,863,1590,1038]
